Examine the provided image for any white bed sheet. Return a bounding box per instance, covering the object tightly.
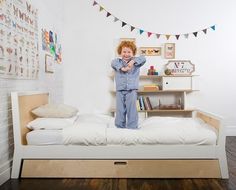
[26,115,217,146]
[26,130,63,145]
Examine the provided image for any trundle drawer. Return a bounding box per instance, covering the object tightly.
[21,159,221,178]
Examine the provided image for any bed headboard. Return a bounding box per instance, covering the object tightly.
[11,92,49,145]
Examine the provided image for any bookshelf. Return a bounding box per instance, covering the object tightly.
[110,74,198,117]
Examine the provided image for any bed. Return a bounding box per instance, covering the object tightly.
[10,91,229,178]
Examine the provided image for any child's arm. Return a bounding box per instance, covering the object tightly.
[133,55,146,67]
[111,58,123,71]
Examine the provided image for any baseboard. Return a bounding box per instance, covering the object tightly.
[0,168,11,186]
[226,126,236,136]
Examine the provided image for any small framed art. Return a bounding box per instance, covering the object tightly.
[164,43,175,59]
[45,54,54,73]
[139,47,161,56]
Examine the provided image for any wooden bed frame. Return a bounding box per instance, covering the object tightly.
[10,91,229,178]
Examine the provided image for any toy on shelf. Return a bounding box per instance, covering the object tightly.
[147,66,158,75]
[158,98,182,110]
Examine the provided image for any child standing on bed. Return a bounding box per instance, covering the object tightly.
[111,41,146,129]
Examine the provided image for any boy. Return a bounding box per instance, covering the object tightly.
[111,41,146,129]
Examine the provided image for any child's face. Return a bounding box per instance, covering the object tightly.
[120,47,134,61]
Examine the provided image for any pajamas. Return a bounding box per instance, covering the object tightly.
[115,90,138,129]
[111,56,146,129]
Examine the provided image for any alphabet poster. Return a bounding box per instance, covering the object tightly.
[0,0,39,79]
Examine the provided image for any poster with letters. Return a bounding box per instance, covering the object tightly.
[0,0,39,79]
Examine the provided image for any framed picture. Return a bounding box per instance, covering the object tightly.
[119,38,136,43]
[166,60,195,75]
[164,43,175,59]
[45,54,54,73]
[139,47,161,56]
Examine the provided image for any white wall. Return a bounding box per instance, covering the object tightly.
[0,0,64,185]
[63,0,236,126]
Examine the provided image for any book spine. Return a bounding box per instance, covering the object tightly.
[146,96,153,110]
[144,97,150,110]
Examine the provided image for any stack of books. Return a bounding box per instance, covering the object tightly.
[137,96,153,111]
[143,84,159,91]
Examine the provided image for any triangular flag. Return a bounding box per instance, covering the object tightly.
[114,17,119,22]
[202,29,207,34]
[106,12,111,17]
[156,34,161,39]
[165,35,170,40]
[139,30,144,35]
[184,34,189,39]
[122,22,127,27]
[130,26,135,32]
[211,25,216,30]
[175,35,180,40]
[99,6,104,12]
[93,1,98,6]
[147,32,152,37]
[193,32,198,37]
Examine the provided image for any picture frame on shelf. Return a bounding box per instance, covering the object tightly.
[165,60,195,75]
[139,47,161,56]
[45,54,54,73]
[164,43,175,59]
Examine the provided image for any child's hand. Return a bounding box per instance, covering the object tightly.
[127,60,135,69]
[121,67,129,72]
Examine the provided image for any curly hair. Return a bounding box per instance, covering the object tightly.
[117,41,137,55]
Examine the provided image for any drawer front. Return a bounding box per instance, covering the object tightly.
[162,77,192,90]
[21,159,221,178]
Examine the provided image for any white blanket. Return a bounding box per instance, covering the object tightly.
[60,115,217,146]
[62,122,107,145]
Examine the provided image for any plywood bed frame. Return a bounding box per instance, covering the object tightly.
[11,91,229,178]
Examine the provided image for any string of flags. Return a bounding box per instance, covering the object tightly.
[92,1,216,40]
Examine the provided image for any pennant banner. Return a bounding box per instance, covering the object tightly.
[92,1,216,40]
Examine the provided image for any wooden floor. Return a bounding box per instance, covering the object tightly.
[1,137,236,190]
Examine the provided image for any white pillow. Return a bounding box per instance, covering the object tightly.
[31,104,78,118]
[76,113,113,124]
[27,115,78,130]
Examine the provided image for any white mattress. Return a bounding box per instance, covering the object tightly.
[27,130,63,145]
[26,114,217,146]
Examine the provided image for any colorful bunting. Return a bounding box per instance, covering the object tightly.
[122,22,127,27]
[93,1,97,6]
[93,1,216,40]
[165,35,171,40]
[202,29,207,34]
[139,30,144,35]
[114,17,119,22]
[106,12,111,17]
[130,26,135,32]
[211,25,216,30]
[193,32,198,37]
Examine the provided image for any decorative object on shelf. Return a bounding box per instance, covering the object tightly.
[45,54,54,73]
[158,99,182,110]
[147,66,158,75]
[166,60,195,75]
[164,68,172,75]
[164,43,175,59]
[92,1,216,40]
[0,0,39,79]
[139,47,161,56]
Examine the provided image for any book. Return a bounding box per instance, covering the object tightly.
[146,96,153,110]
[143,97,151,110]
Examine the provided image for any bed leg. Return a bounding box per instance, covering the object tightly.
[11,154,22,179]
[218,150,229,179]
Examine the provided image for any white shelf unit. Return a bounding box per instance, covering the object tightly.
[111,75,198,118]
